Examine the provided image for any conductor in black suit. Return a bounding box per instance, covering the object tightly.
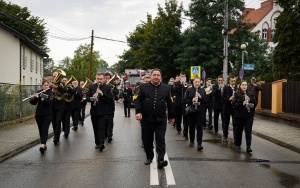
[135,68,175,169]
[87,72,113,151]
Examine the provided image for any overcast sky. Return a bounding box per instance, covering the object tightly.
[8,0,262,67]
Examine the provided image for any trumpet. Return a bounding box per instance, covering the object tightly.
[22,88,51,102]
[244,93,254,112]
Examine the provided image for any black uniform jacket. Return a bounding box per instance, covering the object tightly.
[30,89,53,116]
[185,87,205,112]
[73,86,83,109]
[87,83,113,116]
[135,82,174,122]
[222,85,237,110]
[107,83,119,112]
[173,81,187,107]
[232,90,257,118]
[203,85,213,107]
[122,87,132,102]
[212,84,223,109]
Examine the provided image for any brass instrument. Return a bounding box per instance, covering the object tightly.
[107,74,121,88]
[205,85,213,95]
[53,69,66,84]
[64,75,77,102]
[81,78,93,102]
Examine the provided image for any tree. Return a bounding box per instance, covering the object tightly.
[272,0,300,81]
[117,0,183,81]
[67,44,108,81]
[0,0,48,52]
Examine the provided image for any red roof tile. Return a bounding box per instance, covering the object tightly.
[243,0,274,25]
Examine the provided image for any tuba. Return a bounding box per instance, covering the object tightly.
[53,69,66,84]
[64,75,77,102]
[107,74,121,88]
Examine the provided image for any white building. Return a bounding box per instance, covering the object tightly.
[243,0,283,48]
[0,23,48,85]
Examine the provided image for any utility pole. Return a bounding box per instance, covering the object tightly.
[223,0,229,85]
[89,30,94,80]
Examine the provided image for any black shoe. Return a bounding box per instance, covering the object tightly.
[128,115,130,117]
[189,142,194,147]
[53,140,59,145]
[144,159,152,165]
[197,145,203,151]
[108,138,113,143]
[81,121,84,126]
[222,137,228,142]
[39,147,45,154]
[208,125,213,130]
[64,133,69,139]
[95,145,100,149]
[125,115,127,117]
[247,147,252,153]
[72,126,78,131]
[99,145,105,151]
[235,145,241,150]
[177,131,181,135]
[157,160,168,169]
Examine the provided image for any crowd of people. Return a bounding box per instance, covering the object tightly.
[28,68,261,170]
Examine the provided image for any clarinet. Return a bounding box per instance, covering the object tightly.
[93,83,100,106]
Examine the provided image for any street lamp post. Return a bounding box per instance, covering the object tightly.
[240,44,247,80]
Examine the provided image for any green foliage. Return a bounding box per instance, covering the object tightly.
[116,0,183,81]
[272,0,300,81]
[56,44,108,81]
[0,0,48,52]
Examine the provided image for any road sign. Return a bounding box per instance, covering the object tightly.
[190,66,201,80]
[243,64,255,70]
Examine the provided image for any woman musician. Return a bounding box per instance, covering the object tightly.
[29,80,53,154]
[232,80,257,153]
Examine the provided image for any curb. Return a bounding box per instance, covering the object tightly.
[252,130,300,154]
[0,114,90,163]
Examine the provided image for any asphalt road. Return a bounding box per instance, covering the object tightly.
[0,103,299,188]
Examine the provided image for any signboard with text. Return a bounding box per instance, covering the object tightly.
[243,64,255,70]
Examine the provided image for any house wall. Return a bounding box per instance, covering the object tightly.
[0,28,20,84]
[251,3,283,48]
[0,28,44,85]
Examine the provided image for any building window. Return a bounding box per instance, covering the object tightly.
[40,60,43,75]
[35,60,39,73]
[30,59,34,72]
[23,56,27,70]
[262,29,268,40]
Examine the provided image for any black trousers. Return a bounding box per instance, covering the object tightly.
[123,100,131,116]
[91,114,108,146]
[141,120,167,162]
[35,115,52,144]
[183,112,189,138]
[235,117,253,147]
[223,108,237,143]
[71,108,81,128]
[79,102,87,123]
[64,110,72,135]
[52,108,64,141]
[203,105,212,126]
[106,112,114,139]
[174,106,183,132]
[188,111,204,144]
[213,108,224,132]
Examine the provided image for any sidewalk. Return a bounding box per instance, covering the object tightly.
[0,103,91,163]
[0,104,299,163]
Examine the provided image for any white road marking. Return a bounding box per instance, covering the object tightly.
[150,147,159,185]
[164,152,176,185]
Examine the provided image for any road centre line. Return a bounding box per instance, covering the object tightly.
[150,147,159,185]
[165,151,176,185]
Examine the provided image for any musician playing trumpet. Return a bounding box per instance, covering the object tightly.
[29,80,53,154]
[87,72,114,151]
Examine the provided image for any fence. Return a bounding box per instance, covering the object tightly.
[0,83,39,122]
[260,83,272,110]
[283,82,300,114]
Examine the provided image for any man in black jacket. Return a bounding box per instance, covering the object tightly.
[135,68,175,169]
[212,76,224,134]
[122,81,132,117]
[87,72,113,151]
[203,78,213,130]
[71,80,83,131]
[221,75,237,143]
